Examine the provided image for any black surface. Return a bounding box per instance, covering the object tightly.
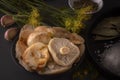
[86,0,120,79]
[0,0,120,80]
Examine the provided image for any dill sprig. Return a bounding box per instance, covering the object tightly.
[0,0,93,33]
[61,6,92,33]
[27,7,41,27]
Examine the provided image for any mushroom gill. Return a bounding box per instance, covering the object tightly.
[48,38,80,66]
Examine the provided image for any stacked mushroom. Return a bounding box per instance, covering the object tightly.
[15,25,85,74]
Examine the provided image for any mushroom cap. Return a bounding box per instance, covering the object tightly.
[48,38,80,66]
[79,44,85,56]
[22,42,49,70]
[69,33,85,45]
[16,40,27,59]
[19,24,34,44]
[34,26,53,33]
[27,31,52,46]
[51,27,84,44]
[16,25,34,71]
[16,40,32,71]
[74,44,85,64]
[51,27,70,38]
[34,26,48,32]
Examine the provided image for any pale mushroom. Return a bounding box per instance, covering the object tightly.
[34,26,49,32]
[48,38,80,66]
[79,44,85,56]
[51,27,70,38]
[15,25,85,74]
[19,24,34,44]
[16,40,32,71]
[74,44,85,64]
[22,42,49,70]
[16,25,34,71]
[68,33,85,45]
[37,57,72,75]
[16,40,27,59]
[34,26,53,34]
[19,59,33,72]
[27,26,54,46]
[51,27,84,45]
[27,31,52,46]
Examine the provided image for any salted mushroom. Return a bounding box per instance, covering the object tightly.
[16,40,27,59]
[37,59,72,75]
[34,26,48,32]
[69,33,85,45]
[48,38,80,66]
[22,42,49,70]
[74,44,85,64]
[19,24,34,44]
[27,31,52,46]
[51,27,70,38]
[16,40,32,71]
[37,63,72,75]
[34,26,53,33]
[16,25,34,71]
[27,26,54,46]
[51,27,84,44]
[79,44,85,56]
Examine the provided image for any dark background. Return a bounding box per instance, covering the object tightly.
[0,0,120,80]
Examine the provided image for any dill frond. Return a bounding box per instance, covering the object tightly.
[27,7,41,27]
[64,17,72,30]
[64,5,93,33]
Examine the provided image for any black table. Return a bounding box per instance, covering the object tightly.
[0,0,120,80]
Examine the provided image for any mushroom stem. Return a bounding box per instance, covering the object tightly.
[60,46,70,55]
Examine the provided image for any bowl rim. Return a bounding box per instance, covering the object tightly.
[68,0,104,14]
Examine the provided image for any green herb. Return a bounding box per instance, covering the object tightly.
[73,0,98,12]
[64,6,92,33]
[0,0,92,33]
[27,7,41,27]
